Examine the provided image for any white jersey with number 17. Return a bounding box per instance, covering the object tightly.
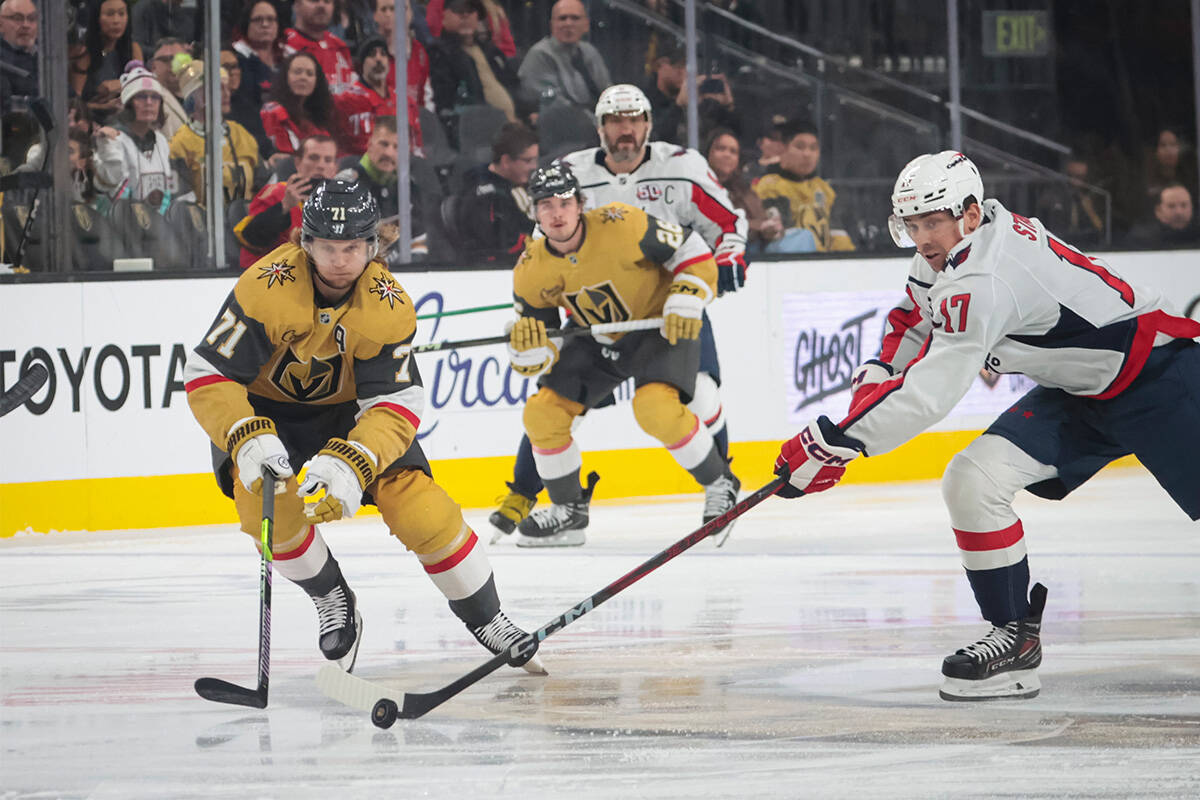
[844,198,1200,456]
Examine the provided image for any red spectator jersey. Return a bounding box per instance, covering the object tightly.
[260,102,332,155]
[335,82,397,156]
[283,28,357,93]
[234,182,303,268]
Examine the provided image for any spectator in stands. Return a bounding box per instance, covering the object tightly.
[92,63,178,212]
[336,36,397,157]
[284,0,357,93]
[751,119,854,252]
[694,71,740,141]
[220,44,274,168]
[746,114,786,180]
[131,0,196,56]
[261,50,337,155]
[147,38,190,140]
[428,0,523,132]
[426,0,515,58]
[1138,128,1199,220]
[333,115,427,260]
[333,0,378,51]
[170,59,259,208]
[363,1,432,154]
[234,133,338,266]
[70,0,143,124]
[68,129,106,211]
[1126,183,1200,249]
[452,120,538,264]
[232,0,284,120]
[703,127,779,251]
[1035,155,1105,248]
[638,38,686,146]
[518,0,610,110]
[0,0,38,115]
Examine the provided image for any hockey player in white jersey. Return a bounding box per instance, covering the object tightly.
[489,84,749,540]
[773,151,1200,701]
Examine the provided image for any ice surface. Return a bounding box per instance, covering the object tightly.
[2,469,1197,798]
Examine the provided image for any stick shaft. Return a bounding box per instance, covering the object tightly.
[415,302,511,320]
[397,477,787,718]
[410,318,664,355]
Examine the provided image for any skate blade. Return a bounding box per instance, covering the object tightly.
[939,669,1040,701]
[333,610,364,674]
[712,519,737,548]
[515,530,586,548]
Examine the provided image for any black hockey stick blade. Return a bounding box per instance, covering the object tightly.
[194,677,268,708]
[195,471,276,708]
[319,476,787,725]
[0,362,49,417]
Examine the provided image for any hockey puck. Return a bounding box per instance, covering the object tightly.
[372,698,399,729]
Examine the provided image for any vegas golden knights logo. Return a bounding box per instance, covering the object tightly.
[270,348,343,401]
[564,281,631,325]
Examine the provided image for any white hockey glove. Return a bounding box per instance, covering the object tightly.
[848,359,895,414]
[227,416,293,494]
[298,438,377,523]
[507,316,560,378]
[661,277,710,345]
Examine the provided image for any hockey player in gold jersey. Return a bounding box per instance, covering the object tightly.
[509,165,740,546]
[184,180,543,674]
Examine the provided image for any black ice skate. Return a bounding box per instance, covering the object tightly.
[470,610,547,675]
[940,582,1047,701]
[703,470,741,546]
[515,472,598,548]
[312,579,363,673]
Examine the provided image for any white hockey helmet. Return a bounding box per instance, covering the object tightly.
[595,84,653,132]
[888,151,984,247]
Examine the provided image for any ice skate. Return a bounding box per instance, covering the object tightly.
[470,610,547,675]
[515,501,588,547]
[703,470,741,546]
[312,579,363,673]
[940,583,1046,701]
[488,487,537,543]
[515,472,598,548]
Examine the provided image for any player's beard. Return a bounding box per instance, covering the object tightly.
[606,133,643,163]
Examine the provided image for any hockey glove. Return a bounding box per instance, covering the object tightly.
[298,438,377,523]
[848,359,895,415]
[774,416,862,498]
[227,416,293,494]
[715,243,747,295]
[661,278,708,345]
[507,316,559,378]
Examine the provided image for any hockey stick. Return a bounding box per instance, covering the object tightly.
[416,302,511,320]
[317,475,787,726]
[410,318,665,355]
[0,363,49,417]
[195,470,276,708]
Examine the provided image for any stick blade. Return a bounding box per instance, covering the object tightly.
[316,663,390,712]
[399,691,444,720]
[194,677,268,708]
[0,362,50,416]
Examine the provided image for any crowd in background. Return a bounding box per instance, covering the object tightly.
[2,0,1199,271]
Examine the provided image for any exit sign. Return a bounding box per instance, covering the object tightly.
[982,10,1051,57]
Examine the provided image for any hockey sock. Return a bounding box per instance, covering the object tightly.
[532,439,584,504]
[713,426,729,462]
[293,549,347,599]
[511,434,545,499]
[963,554,1031,625]
[273,525,331,583]
[415,522,500,627]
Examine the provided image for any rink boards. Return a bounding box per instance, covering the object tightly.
[2,251,1197,535]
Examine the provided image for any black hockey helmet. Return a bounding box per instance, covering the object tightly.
[301,179,379,254]
[527,163,581,203]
